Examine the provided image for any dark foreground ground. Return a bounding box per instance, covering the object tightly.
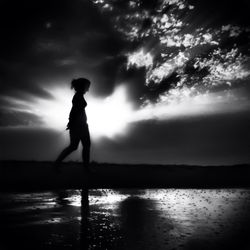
[1,162,250,250]
[0,161,250,190]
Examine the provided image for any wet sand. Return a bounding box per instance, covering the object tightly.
[1,189,250,250]
[1,162,250,249]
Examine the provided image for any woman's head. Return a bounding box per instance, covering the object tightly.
[71,78,91,93]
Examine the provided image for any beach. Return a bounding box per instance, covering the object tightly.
[1,162,250,249]
[1,189,250,250]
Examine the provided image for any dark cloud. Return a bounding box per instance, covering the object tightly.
[118,67,149,107]
[89,55,127,96]
[1,0,250,164]
[190,0,250,27]
[0,0,127,101]
[90,0,250,107]
[0,109,42,127]
[92,111,250,165]
[1,0,250,103]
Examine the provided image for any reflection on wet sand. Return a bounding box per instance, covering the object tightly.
[0,189,250,249]
[80,189,90,250]
[118,195,163,250]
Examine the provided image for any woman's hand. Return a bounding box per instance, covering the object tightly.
[66,122,70,130]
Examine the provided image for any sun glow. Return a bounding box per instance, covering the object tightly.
[6,84,250,140]
[34,85,134,139]
[87,86,134,138]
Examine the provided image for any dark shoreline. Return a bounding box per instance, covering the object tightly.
[0,161,250,191]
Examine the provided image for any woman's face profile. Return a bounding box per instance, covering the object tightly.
[85,85,90,93]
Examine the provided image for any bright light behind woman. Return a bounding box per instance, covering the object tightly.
[55,78,91,171]
[34,84,134,139]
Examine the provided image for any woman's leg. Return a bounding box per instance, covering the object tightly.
[56,129,80,163]
[80,125,91,168]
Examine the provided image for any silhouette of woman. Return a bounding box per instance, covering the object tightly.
[55,78,91,171]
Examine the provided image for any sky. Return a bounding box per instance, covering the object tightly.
[0,0,250,165]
